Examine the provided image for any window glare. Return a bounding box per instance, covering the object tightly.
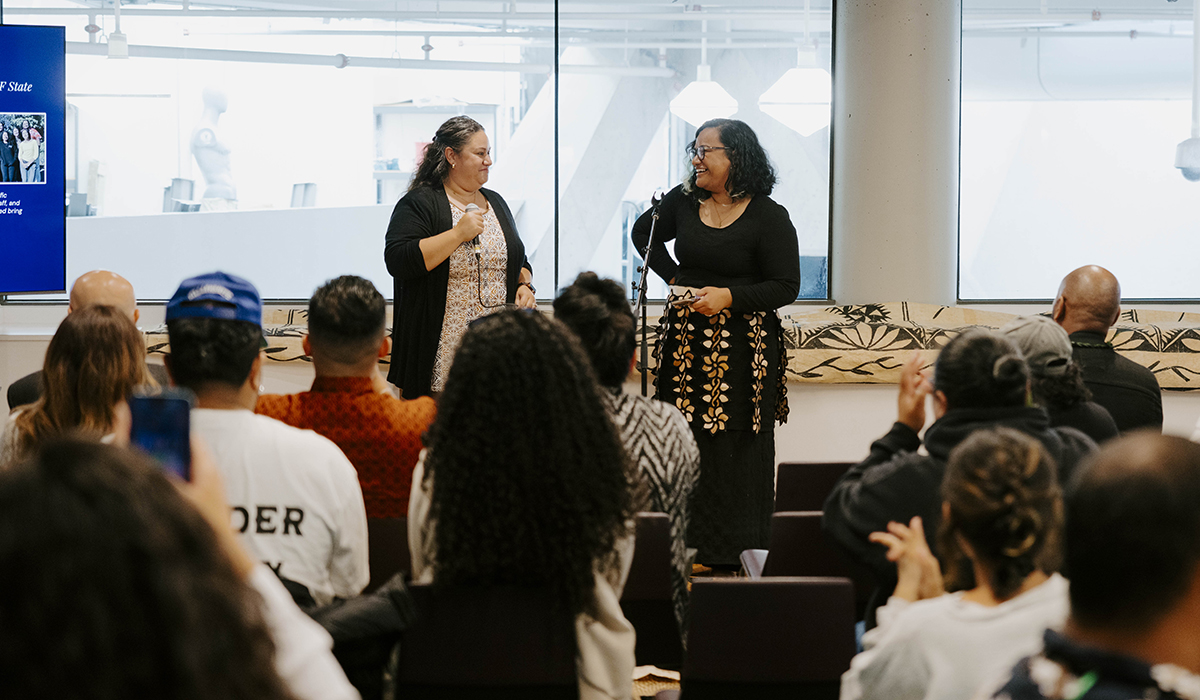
[960,2,1198,300]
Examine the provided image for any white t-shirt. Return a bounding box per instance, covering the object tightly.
[247,564,360,700]
[192,408,369,606]
[841,573,1070,700]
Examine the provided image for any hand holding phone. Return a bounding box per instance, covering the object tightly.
[670,295,700,307]
[129,388,195,481]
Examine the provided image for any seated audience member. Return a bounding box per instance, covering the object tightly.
[987,434,1200,700]
[841,428,1068,700]
[257,275,435,519]
[1052,265,1162,433]
[1000,315,1118,444]
[823,329,1094,623]
[165,271,369,607]
[2,305,151,465]
[409,309,637,700]
[0,437,357,700]
[7,269,168,410]
[553,271,700,633]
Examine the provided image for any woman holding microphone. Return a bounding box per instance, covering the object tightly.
[631,118,800,568]
[384,116,536,398]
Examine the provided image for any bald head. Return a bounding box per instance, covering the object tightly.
[69,271,138,322]
[1052,265,1121,335]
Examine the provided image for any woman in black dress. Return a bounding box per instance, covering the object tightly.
[631,118,800,567]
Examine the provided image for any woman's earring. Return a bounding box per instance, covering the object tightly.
[451,162,456,168]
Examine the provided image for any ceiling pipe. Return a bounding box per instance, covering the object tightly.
[65,39,674,76]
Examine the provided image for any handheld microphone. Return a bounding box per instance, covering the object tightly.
[465,203,482,261]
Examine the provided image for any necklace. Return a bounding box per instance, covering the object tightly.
[706,196,740,228]
[447,189,486,212]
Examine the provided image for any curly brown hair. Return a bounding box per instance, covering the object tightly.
[421,309,636,616]
[938,427,1063,600]
[0,438,296,700]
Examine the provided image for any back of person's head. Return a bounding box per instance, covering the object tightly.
[69,269,138,320]
[14,305,148,454]
[939,428,1062,600]
[552,272,636,388]
[0,438,292,700]
[306,275,387,367]
[165,272,263,393]
[1000,315,1090,411]
[934,328,1029,410]
[1065,433,1200,633]
[423,309,634,615]
[1055,265,1122,332]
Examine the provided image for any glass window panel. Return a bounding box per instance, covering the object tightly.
[554,0,832,300]
[960,0,1198,300]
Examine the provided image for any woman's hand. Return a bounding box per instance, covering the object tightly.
[869,516,944,602]
[897,352,933,432]
[453,209,485,244]
[689,287,732,316]
[516,284,537,309]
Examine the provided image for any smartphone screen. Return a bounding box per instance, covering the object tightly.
[129,389,194,481]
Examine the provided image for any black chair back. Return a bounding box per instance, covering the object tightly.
[395,583,578,700]
[681,577,856,699]
[774,462,854,512]
[365,517,410,594]
[761,511,875,620]
[621,512,683,670]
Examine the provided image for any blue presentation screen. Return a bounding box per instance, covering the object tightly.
[0,25,66,295]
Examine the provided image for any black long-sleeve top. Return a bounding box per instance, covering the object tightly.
[630,185,801,311]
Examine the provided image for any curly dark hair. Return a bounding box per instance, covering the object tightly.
[409,115,485,192]
[12,305,150,458]
[0,438,296,700]
[166,317,262,392]
[421,309,636,616]
[1030,361,1092,412]
[307,275,387,366]
[552,272,636,388]
[938,427,1063,601]
[934,328,1030,410]
[683,118,777,201]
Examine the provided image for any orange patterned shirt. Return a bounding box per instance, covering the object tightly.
[256,376,436,519]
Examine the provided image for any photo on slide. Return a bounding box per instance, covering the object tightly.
[0,112,47,185]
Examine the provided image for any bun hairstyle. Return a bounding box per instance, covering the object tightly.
[552,272,637,388]
[938,427,1063,601]
[934,328,1030,410]
[408,115,485,192]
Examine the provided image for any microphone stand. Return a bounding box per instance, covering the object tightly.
[632,191,663,397]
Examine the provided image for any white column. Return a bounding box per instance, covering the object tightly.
[831,0,961,305]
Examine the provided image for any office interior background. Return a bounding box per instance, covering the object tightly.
[1,0,1198,457]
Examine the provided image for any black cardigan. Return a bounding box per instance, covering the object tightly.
[383,185,531,398]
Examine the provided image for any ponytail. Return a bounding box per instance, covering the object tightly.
[408,116,484,192]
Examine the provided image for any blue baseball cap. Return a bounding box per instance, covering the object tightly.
[166,272,263,327]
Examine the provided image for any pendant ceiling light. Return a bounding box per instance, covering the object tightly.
[669,21,737,128]
[759,0,828,137]
[758,48,830,137]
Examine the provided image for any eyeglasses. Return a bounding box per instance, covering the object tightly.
[687,144,730,161]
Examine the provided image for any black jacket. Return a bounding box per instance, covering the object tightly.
[0,138,16,167]
[383,185,530,399]
[822,405,1096,609]
[1069,330,1163,434]
[1047,400,1118,445]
